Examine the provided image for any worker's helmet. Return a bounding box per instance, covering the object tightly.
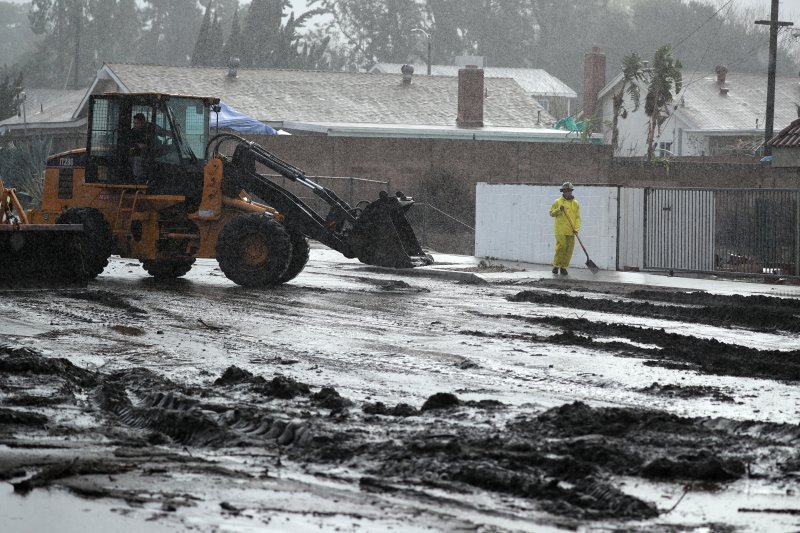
[560,181,574,191]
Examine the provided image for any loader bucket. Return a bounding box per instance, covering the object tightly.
[0,225,89,288]
[347,192,433,268]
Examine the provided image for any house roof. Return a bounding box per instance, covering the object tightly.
[88,63,556,129]
[599,69,800,133]
[0,89,87,132]
[371,63,577,98]
[769,118,800,148]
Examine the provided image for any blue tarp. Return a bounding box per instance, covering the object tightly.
[214,102,277,135]
[554,115,584,132]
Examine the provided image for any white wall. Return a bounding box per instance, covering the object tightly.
[475,183,618,270]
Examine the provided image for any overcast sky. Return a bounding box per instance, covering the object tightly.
[0,0,794,17]
[1,0,796,30]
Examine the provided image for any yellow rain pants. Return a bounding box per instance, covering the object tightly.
[549,196,581,268]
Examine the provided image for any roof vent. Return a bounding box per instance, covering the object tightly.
[720,87,730,96]
[401,64,414,85]
[227,57,240,78]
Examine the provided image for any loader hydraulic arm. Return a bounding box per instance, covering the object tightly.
[208,134,359,256]
[206,134,432,268]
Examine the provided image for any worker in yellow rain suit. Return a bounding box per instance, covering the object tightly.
[548,182,581,275]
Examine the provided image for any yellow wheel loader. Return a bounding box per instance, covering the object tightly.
[23,93,432,287]
[1,177,88,287]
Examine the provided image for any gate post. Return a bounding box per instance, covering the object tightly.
[796,193,799,276]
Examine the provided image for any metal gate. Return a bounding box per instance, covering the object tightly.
[644,188,715,271]
[643,188,800,277]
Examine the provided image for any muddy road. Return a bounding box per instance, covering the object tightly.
[1,250,800,532]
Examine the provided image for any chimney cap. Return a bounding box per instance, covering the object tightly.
[719,87,730,96]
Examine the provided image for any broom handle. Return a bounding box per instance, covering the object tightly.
[561,208,590,258]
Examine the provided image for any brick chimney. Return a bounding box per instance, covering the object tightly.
[457,66,484,127]
[582,47,606,121]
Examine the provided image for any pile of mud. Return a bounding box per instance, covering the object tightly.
[490,288,800,382]
[2,345,799,525]
[508,288,800,333]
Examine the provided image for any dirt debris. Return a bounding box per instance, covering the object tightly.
[254,375,311,399]
[213,365,259,386]
[465,313,800,382]
[363,401,419,417]
[508,289,800,333]
[64,289,147,315]
[0,342,798,527]
[420,392,460,411]
[3,257,800,531]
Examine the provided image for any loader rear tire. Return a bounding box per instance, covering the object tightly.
[56,207,113,279]
[216,214,291,287]
[278,231,310,284]
[141,258,195,279]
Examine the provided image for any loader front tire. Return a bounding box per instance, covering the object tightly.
[216,214,291,287]
[56,207,113,279]
[278,231,310,284]
[141,258,195,279]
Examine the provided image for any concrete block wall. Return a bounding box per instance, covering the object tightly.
[253,136,799,197]
[255,135,612,203]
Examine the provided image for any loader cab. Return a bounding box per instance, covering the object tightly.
[85,93,216,202]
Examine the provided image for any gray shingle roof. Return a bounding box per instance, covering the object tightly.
[0,89,86,127]
[102,63,555,128]
[677,71,800,131]
[371,63,577,98]
[601,69,800,133]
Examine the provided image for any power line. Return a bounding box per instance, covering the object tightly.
[673,0,736,51]
[652,3,732,150]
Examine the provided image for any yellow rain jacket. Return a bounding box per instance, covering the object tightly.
[549,196,581,235]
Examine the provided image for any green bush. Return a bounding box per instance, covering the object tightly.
[0,136,52,208]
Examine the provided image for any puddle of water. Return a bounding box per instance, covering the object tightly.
[0,483,176,533]
[618,477,800,531]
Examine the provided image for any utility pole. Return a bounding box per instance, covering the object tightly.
[755,0,793,156]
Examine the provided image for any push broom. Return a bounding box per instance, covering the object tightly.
[561,208,599,274]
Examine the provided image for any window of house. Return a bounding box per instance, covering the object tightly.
[657,142,673,157]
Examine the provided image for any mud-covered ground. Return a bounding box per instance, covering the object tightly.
[1,251,800,532]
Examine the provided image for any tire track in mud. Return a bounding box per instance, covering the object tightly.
[92,367,315,448]
[2,345,800,526]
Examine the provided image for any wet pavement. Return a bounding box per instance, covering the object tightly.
[1,247,799,532]
[419,252,800,298]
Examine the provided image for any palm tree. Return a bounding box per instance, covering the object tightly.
[610,52,645,155]
[644,44,682,161]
